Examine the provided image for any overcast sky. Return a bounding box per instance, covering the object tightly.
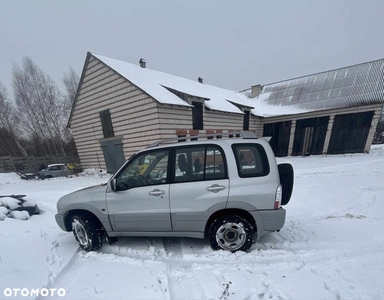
[1,0,384,97]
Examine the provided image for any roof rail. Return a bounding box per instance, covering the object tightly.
[147,131,259,148]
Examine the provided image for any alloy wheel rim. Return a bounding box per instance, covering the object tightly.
[72,219,88,246]
[216,222,246,251]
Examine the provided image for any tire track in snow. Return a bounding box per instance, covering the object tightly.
[165,264,209,300]
[46,249,171,300]
[40,227,382,300]
[36,233,80,300]
[162,237,183,258]
[46,243,372,299]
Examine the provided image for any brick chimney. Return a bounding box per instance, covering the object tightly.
[251,84,261,98]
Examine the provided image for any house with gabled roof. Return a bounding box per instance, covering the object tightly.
[69,53,384,172]
[68,52,267,172]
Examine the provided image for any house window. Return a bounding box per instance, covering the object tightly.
[192,101,203,130]
[99,109,115,138]
[243,110,250,130]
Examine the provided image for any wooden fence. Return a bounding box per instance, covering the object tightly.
[0,156,80,173]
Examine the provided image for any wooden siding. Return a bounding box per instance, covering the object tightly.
[249,115,263,136]
[71,56,162,169]
[156,104,192,138]
[157,106,263,139]
[204,110,244,131]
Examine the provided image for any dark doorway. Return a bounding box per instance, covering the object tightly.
[292,117,329,156]
[192,102,203,130]
[99,109,115,138]
[263,121,292,157]
[243,111,250,130]
[328,111,374,154]
[100,139,126,173]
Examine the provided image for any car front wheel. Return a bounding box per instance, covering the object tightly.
[208,215,254,252]
[71,214,103,251]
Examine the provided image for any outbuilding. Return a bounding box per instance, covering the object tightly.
[247,58,384,156]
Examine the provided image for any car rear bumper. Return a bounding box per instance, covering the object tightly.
[259,208,286,231]
[251,208,286,240]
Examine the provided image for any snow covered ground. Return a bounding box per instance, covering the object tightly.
[1,146,384,299]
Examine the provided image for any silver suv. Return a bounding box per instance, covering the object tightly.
[55,132,293,252]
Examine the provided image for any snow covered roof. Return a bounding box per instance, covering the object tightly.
[80,54,384,120]
[238,90,308,117]
[255,58,384,113]
[93,54,252,114]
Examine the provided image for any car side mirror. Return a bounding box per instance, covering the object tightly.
[109,178,117,192]
[150,172,159,179]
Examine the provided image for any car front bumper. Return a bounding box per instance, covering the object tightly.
[55,213,68,231]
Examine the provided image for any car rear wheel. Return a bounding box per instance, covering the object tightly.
[71,214,103,251]
[208,215,254,252]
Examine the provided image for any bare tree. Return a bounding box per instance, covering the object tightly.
[12,57,68,156]
[0,82,25,156]
[0,83,16,132]
[63,66,79,111]
[62,67,80,156]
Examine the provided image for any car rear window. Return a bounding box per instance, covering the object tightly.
[232,144,270,177]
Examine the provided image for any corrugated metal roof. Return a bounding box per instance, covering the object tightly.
[258,58,384,111]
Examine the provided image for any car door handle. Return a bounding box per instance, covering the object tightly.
[206,184,225,193]
[148,189,165,197]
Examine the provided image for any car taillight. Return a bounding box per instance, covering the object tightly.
[274,185,282,209]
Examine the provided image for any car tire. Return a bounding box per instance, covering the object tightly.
[71,214,103,251]
[278,163,294,205]
[208,215,254,252]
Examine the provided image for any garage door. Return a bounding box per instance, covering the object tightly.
[328,111,374,154]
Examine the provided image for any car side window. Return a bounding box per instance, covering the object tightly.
[232,144,270,177]
[116,150,169,191]
[205,147,225,180]
[174,146,226,183]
